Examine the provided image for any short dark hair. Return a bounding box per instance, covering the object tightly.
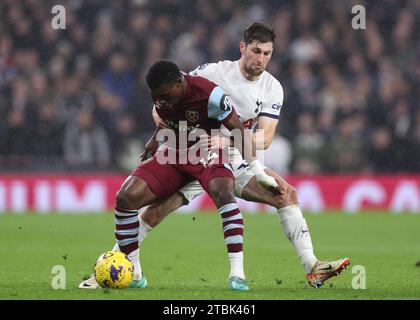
[243,22,276,45]
[145,60,181,90]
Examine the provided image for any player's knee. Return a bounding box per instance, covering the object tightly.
[209,189,236,207]
[115,189,129,208]
[280,184,298,207]
[141,206,160,226]
[288,185,297,198]
[116,188,137,209]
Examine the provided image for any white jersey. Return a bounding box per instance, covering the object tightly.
[190,60,284,129]
[180,60,284,199]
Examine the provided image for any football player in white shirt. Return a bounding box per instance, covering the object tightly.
[80,23,349,291]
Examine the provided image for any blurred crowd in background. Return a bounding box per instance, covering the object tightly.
[0,0,419,174]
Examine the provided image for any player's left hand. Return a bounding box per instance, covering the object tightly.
[256,173,281,196]
[140,137,160,161]
[197,134,231,151]
[152,107,168,128]
[249,160,280,196]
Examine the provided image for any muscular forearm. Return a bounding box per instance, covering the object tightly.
[254,117,278,150]
[239,127,257,164]
[222,110,257,163]
[252,132,269,150]
[216,132,269,151]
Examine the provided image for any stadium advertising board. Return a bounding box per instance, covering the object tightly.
[0,174,419,213]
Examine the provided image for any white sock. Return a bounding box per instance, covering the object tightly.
[127,248,143,280]
[228,252,245,279]
[278,205,318,273]
[110,244,143,280]
[138,217,153,245]
[108,243,142,280]
[111,217,152,281]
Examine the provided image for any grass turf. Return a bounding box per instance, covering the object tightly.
[1,211,420,300]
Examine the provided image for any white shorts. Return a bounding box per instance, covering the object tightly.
[179,148,255,202]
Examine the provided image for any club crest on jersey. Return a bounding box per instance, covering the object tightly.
[255,99,263,113]
[185,110,199,123]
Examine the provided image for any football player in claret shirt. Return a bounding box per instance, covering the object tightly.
[81,23,349,291]
[109,60,278,290]
[139,24,350,288]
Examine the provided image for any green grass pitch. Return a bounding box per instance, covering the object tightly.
[1,211,420,300]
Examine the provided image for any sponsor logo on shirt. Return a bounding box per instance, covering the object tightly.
[272,103,282,111]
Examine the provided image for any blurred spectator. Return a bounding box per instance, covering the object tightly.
[0,0,417,173]
[169,25,206,71]
[291,63,318,111]
[3,109,33,167]
[32,100,64,158]
[100,51,136,108]
[410,110,420,171]
[293,113,325,174]
[112,114,145,172]
[56,76,95,124]
[366,127,395,172]
[64,109,110,170]
[261,135,292,175]
[324,116,365,173]
[289,30,325,64]
[317,110,335,140]
[95,87,126,134]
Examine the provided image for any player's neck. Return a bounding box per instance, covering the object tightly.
[238,59,260,82]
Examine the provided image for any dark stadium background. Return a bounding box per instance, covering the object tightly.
[0,0,419,213]
[1,0,418,172]
[1,0,420,302]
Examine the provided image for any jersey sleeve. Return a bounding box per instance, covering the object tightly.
[207,86,233,122]
[259,79,284,120]
[189,63,218,82]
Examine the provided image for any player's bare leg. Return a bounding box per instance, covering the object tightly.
[127,193,186,261]
[79,175,158,289]
[140,192,187,227]
[240,168,350,288]
[207,176,249,291]
[115,175,159,254]
[82,192,185,290]
[132,176,249,291]
[111,175,159,288]
[79,191,185,289]
[127,168,349,289]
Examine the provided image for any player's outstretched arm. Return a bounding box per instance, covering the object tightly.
[222,108,256,162]
[140,127,160,162]
[140,106,168,162]
[222,109,279,195]
[207,85,279,194]
[152,105,167,128]
[253,116,279,150]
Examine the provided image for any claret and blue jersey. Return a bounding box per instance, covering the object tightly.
[153,74,234,148]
